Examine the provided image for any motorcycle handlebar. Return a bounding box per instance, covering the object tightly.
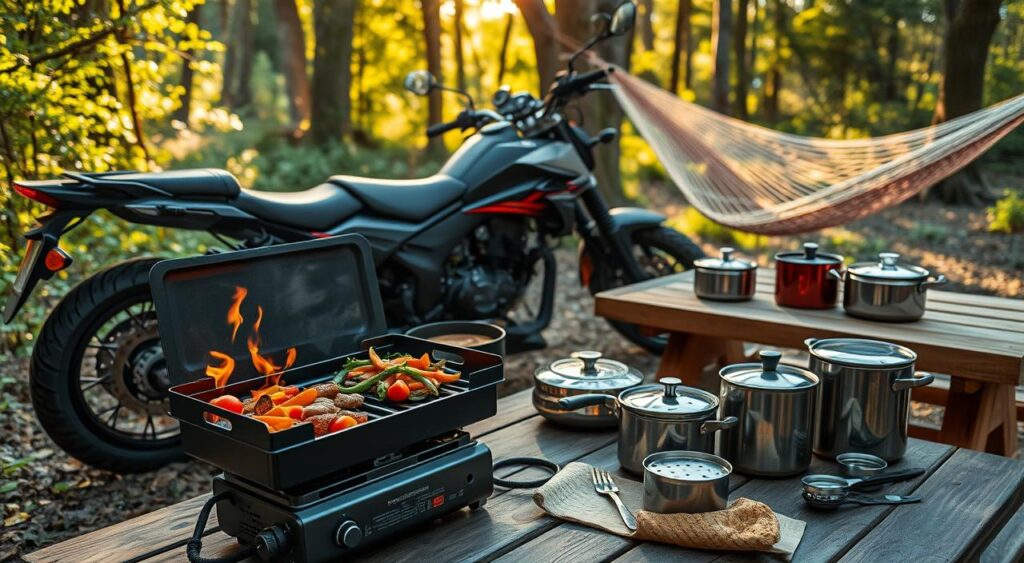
[552,68,613,98]
[426,120,461,138]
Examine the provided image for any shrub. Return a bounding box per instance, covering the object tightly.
[988,190,1024,234]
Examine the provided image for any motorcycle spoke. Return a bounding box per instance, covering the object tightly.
[80,375,110,392]
[143,415,157,441]
[100,404,122,426]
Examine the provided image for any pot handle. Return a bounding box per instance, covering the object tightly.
[557,394,618,412]
[700,416,738,434]
[917,274,948,293]
[891,371,935,392]
[850,467,925,490]
[804,337,819,349]
[828,268,844,281]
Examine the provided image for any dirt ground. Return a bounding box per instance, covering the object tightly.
[1,194,1022,559]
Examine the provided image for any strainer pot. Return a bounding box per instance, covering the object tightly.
[642,451,732,513]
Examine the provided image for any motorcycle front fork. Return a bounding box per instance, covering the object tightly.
[575,187,646,282]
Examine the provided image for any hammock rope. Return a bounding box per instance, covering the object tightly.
[607,70,1024,235]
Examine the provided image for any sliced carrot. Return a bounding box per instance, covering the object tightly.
[282,386,300,397]
[349,365,376,376]
[253,415,295,431]
[265,405,303,418]
[280,387,317,408]
[270,392,289,405]
[407,381,425,391]
[407,353,431,370]
[368,347,387,370]
[251,385,283,400]
[414,369,460,384]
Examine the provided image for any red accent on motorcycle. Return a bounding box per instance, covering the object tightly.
[44,247,72,272]
[579,251,594,287]
[310,231,332,239]
[13,183,60,208]
[466,191,547,216]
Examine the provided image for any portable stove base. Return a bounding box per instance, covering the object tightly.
[211,434,493,562]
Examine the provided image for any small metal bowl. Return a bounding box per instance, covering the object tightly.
[643,451,731,514]
[405,321,506,356]
[837,453,888,478]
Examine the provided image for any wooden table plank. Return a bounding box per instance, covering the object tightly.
[840,448,1024,562]
[981,501,1024,562]
[25,389,540,563]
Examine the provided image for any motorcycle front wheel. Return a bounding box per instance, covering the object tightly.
[30,257,184,473]
[582,226,705,354]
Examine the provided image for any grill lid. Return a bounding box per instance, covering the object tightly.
[719,350,818,390]
[806,337,917,369]
[619,378,718,419]
[150,235,386,385]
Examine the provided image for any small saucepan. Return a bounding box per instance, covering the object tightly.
[693,247,758,302]
[405,321,506,356]
[774,242,844,309]
[831,252,947,322]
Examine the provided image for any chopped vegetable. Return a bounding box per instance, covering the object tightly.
[210,395,244,414]
[399,367,440,396]
[254,394,275,415]
[368,347,387,370]
[280,387,318,408]
[265,405,304,419]
[253,415,295,431]
[337,365,403,393]
[407,353,431,370]
[329,415,358,433]
[386,380,411,402]
[376,380,388,401]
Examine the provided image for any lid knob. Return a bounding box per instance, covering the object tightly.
[661,377,681,398]
[720,247,735,262]
[803,242,819,260]
[879,252,900,270]
[572,351,602,376]
[759,350,782,373]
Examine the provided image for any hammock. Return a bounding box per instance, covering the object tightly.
[608,71,1024,235]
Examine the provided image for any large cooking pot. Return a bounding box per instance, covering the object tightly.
[774,242,844,309]
[831,252,947,322]
[558,378,737,475]
[693,247,757,302]
[718,350,819,477]
[533,351,645,428]
[806,337,935,461]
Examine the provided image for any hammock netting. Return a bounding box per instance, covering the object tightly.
[608,70,1024,235]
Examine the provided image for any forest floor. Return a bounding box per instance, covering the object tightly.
[1,190,1023,559]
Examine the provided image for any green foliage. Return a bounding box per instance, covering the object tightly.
[988,190,1024,234]
[671,207,760,250]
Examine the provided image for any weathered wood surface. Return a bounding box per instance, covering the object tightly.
[595,271,1024,385]
[26,389,1024,563]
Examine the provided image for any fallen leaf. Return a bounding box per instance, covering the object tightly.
[4,512,28,527]
[0,482,16,494]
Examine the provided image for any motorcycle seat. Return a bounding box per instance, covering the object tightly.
[235,184,363,231]
[328,174,465,222]
[102,168,241,198]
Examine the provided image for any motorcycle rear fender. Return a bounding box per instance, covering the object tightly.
[577,207,666,287]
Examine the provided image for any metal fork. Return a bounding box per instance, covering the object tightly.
[592,467,638,531]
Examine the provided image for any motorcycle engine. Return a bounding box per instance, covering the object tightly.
[445,219,533,319]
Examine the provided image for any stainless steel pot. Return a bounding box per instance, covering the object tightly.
[807,337,935,461]
[558,378,737,475]
[643,451,731,514]
[831,252,947,321]
[718,350,819,477]
[533,351,645,428]
[693,247,757,302]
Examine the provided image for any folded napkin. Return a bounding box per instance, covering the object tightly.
[533,462,805,559]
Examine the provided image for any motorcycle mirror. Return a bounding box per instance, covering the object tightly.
[404,70,436,96]
[609,1,636,36]
[590,13,611,36]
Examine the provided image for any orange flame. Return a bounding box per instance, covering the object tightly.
[284,347,297,370]
[205,351,235,388]
[227,286,247,342]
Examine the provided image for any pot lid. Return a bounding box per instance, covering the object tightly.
[694,247,757,271]
[775,242,843,266]
[535,351,644,391]
[847,252,929,280]
[806,338,917,369]
[719,351,818,390]
[619,378,718,419]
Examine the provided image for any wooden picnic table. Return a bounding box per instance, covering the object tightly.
[24,390,1024,562]
[595,270,1024,457]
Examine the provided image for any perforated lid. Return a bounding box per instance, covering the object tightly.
[150,236,386,385]
[775,242,843,266]
[535,351,644,392]
[643,451,732,482]
[619,378,718,420]
[848,252,929,281]
[806,338,916,369]
[719,351,819,391]
[693,247,757,272]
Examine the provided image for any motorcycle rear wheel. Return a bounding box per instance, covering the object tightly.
[30,257,184,473]
[583,226,704,354]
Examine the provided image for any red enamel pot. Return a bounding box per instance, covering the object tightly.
[774,243,844,309]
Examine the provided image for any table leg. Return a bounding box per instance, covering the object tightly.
[937,378,1017,457]
[657,332,745,391]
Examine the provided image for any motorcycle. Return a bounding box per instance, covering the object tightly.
[3,0,703,472]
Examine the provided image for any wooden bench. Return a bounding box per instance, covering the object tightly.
[596,270,1024,457]
[23,390,1024,562]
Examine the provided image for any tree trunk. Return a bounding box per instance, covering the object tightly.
[555,0,633,206]
[711,0,732,114]
[233,0,255,110]
[173,4,201,125]
[497,13,514,85]
[931,0,1003,205]
[309,0,358,145]
[733,0,749,118]
[762,0,783,122]
[422,0,444,154]
[668,0,692,94]
[637,0,655,51]
[273,0,311,129]
[454,0,466,92]
[514,0,560,95]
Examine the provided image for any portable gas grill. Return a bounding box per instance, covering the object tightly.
[151,236,504,562]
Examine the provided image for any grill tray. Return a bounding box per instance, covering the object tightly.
[169,334,502,491]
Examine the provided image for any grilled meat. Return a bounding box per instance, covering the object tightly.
[337,410,369,424]
[312,383,340,399]
[242,398,257,415]
[301,402,340,420]
[334,393,365,410]
[254,395,274,416]
[307,414,337,437]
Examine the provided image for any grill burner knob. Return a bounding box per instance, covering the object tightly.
[335,520,363,549]
[254,525,290,561]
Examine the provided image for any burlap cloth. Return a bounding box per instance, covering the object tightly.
[533,462,805,559]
